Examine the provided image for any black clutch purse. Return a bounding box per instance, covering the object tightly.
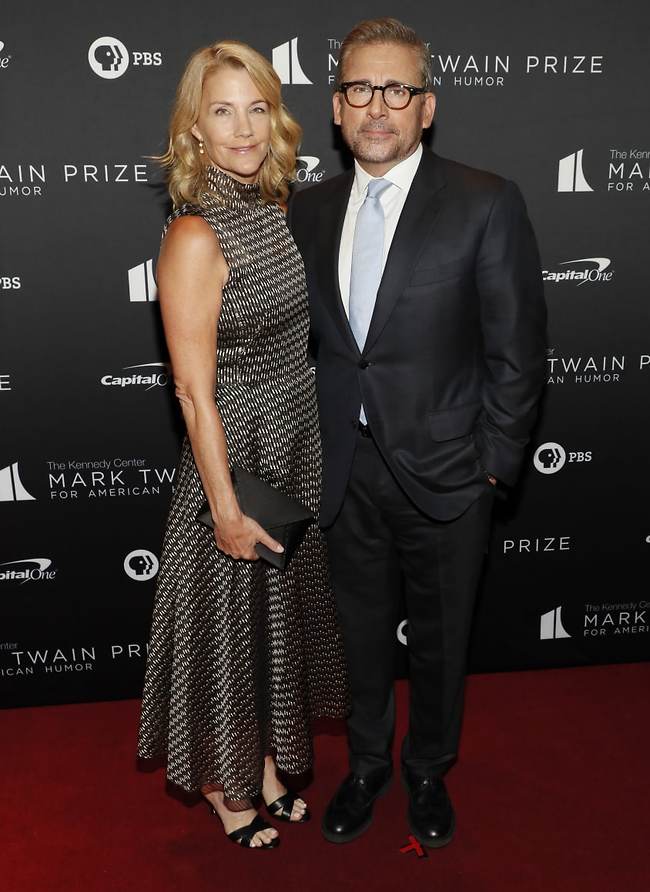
[196,466,315,569]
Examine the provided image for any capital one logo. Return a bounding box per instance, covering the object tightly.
[533,442,566,474]
[100,362,170,390]
[88,37,129,79]
[0,40,12,70]
[296,155,324,184]
[124,549,159,581]
[128,259,158,302]
[540,605,571,640]
[0,558,56,584]
[272,37,312,84]
[557,149,593,192]
[543,257,613,286]
[0,462,36,501]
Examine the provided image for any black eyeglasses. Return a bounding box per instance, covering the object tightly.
[338,81,427,110]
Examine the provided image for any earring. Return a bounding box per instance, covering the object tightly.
[198,140,205,155]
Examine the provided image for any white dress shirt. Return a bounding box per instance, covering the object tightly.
[338,143,423,315]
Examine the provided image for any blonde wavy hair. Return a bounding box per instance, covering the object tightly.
[157,40,302,207]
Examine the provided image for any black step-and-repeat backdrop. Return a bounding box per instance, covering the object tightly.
[2,1,649,708]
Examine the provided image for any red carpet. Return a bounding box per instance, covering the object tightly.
[4,663,649,892]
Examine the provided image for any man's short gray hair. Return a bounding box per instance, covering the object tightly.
[337,17,433,91]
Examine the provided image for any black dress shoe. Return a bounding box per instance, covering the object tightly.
[322,767,392,844]
[404,773,455,848]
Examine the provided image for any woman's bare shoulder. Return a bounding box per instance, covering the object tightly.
[163,213,217,250]
[158,213,228,293]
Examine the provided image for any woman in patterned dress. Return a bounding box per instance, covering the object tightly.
[137,41,348,849]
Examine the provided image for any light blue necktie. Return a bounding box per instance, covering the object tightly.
[349,177,392,423]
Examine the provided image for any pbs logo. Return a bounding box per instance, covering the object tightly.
[534,442,592,475]
[88,37,129,79]
[534,442,566,474]
[88,37,162,80]
[124,549,159,581]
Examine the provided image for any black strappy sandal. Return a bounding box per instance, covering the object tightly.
[208,804,280,849]
[265,792,311,824]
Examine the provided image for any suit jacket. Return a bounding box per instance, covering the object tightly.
[288,148,547,526]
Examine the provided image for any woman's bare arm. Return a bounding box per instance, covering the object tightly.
[157,214,282,560]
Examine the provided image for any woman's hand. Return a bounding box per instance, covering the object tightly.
[213,511,284,561]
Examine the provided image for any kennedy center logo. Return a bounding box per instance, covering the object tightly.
[128,259,158,302]
[557,149,593,192]
[0,462,36,501]
[272,38,312,84]
[540,606,572,640]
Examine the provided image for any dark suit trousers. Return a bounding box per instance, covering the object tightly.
[326,430,494,779]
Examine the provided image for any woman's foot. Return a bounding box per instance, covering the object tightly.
[203,788,279,848]
[262,755,309,822]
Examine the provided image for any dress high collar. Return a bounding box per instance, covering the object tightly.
[204,166,261,210]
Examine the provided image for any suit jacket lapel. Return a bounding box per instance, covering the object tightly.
[363,151,448,355]
[314,171,360,356]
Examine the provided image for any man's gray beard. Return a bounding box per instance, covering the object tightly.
[348,133,402,165]
[346,129,426,168]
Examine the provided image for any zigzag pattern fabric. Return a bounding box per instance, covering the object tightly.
[138,167,348,806]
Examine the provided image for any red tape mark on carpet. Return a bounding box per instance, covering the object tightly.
[399,835,427,858]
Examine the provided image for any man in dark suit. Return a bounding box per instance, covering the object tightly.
[288,17,546,848]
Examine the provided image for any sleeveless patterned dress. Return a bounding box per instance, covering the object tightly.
[137,167,348,804]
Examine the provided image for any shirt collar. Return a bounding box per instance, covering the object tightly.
[352,143,423,198]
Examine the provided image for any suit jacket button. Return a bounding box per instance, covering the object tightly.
[358,359,370,369]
